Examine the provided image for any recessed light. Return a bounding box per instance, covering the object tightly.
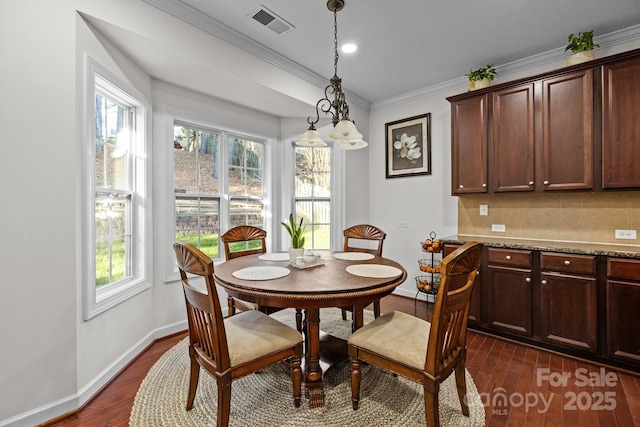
[341,43,357,53]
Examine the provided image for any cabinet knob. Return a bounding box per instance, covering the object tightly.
[459,184,464,189]
[476,270,480,275]
[541,280,548,285]
[525,277,531,283]
[564,260,571,266]
[543,180,550,185]
[505,255,512,260]
[528,181,534,185]
[482,183,487,188]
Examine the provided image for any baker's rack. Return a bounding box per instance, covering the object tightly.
[414,231,442,309]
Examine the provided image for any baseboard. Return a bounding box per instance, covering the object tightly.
[0,320,188,427]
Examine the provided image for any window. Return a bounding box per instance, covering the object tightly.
[85,60,150,319]
[293,145,332,249]
[173,123,265,261]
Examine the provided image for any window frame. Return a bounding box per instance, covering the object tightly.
[83,57,152,320]
[164,110,272,282]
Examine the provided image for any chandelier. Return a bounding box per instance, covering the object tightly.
[296,0,368,150]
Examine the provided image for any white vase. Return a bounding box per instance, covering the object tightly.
[469,77,491,91]
[288,247,304,263]
[566,50,595,66]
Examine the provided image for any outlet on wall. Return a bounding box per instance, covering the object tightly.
[492,224,506,232]
[479,205,488,216]
[615,229,637,239]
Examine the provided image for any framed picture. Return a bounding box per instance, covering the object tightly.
[385,113,431,178]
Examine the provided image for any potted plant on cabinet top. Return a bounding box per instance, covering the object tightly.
[281,213,306,262]
[565,30,599,66]
[465,64,497,91]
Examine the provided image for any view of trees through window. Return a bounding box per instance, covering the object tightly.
[294,146,332,249]
[173,124,265,259]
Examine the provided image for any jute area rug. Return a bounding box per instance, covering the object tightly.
[130,308,485,426]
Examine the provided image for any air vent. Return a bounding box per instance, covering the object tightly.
[249,5,294,36]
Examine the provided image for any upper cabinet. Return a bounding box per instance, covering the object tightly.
[602,56,640,189]
[448,48,640,196]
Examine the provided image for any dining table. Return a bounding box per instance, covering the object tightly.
[213,250,407,407]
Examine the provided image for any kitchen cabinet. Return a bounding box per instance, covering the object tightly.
[602,56,640,189]
[450,94,488,194]
[539,252,598,352]
[443,244,482,325]
[606,258,640,364]
[486,248,533,337]
[448,47,640,195]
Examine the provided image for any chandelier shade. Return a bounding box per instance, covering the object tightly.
[294,0,367,150]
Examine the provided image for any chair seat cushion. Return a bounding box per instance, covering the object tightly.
[348,311,431,370]
[225,310,303,366]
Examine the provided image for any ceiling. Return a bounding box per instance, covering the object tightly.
[87,0,640,115]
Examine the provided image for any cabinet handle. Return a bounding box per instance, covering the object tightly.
[476,270,480,275]
[543,180,550,185]
[528,181,534,185]
[505,255,512,260]
[541,280,548,285]
[564,260,571,266]
[459,184,464,189]
[482,183,487,188]
[525,277,531,283]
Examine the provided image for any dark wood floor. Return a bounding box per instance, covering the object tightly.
[43,295,640,427]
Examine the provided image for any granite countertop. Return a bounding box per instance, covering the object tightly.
[441,235,640,259]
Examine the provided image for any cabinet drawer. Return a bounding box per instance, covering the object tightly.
[608,258,640,281]
[487,248,532,267]
[540,252,596,275]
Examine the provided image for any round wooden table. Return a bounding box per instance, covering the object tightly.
[213,250,407,407]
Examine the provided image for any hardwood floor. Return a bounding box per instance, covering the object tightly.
[42,295,640,427]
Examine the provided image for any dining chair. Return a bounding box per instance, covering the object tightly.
[173,241,303,427]
[221,225,302,331]
[340,224,386,320]
[348,241,483,427]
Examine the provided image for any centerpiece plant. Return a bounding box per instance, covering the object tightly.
[282,213,306,261]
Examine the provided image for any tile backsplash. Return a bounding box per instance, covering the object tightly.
[458,192,640,245]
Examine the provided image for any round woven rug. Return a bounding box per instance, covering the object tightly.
[130,308,485,426]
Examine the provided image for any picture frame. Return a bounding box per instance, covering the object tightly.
[385,113,431,178]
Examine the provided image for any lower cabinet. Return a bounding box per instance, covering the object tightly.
[443,241,640,372]
[606,258,640,365]
[539,253,598,353]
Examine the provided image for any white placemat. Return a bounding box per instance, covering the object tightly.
[257,252,290,261]
[346,264,403,278]
[232,266,291,281]
[333,252,375,261]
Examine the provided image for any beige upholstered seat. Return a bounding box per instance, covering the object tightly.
[348,241,483,427]
[340,224,386,321]
[173,241,303,427]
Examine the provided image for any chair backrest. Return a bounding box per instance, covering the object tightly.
[425,241,483,377]
[221,225,267,261]
[173,241,231,372]
[343,224,386,256]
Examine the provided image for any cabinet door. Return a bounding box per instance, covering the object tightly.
[487,265,533,336]
[541,69,594,191]
[491,84,535,192]
[602,56,640,188]
[607,279,640,364]
[540,272,598,352]
[451,95,488,194]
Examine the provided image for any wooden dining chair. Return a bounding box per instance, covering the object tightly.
[221,225,302,331]
[348,241,483,427]
[340,224,386,320]
[173,241,303,427]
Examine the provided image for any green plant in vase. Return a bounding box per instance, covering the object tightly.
[565,30,599,65]
[465,64,496,91]
[282,213,306,262]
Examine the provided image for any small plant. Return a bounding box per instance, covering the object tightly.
[565,30,599,53]
[465,64,497,82]
[281,213,306,249]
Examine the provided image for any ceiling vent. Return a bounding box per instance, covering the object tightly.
[249,5,294,36]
